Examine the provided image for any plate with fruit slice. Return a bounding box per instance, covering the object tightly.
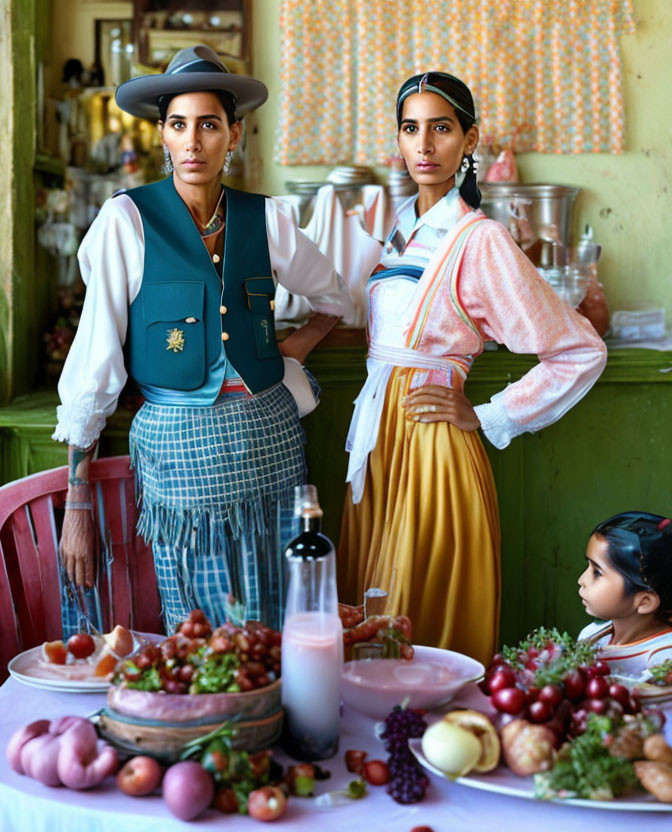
[8,626,150,692]
[409,738,672,812]
[408,626,672,812]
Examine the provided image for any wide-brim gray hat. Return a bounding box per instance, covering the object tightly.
[115,44,268,120]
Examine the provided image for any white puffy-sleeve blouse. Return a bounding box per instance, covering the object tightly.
[53,194,352,448]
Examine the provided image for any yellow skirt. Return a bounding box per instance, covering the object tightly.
[338,369,501,666]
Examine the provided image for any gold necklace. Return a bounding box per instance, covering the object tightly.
[195,189,225,238]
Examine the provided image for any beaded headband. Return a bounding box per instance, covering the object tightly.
[396,73,477,124]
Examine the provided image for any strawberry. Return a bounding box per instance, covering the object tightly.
[362,759,390,786]
[344,749,367,774]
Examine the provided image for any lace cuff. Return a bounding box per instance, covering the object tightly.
[474,396,528,450]
[52,394,108,448]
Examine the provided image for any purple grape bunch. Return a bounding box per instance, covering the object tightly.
[381,705,430,804]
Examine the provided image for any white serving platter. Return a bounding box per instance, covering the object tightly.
[409,738,672,812]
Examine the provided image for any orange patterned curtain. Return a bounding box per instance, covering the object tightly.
[275,0,635,165]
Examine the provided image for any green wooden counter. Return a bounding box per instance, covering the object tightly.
[1,345,671,646]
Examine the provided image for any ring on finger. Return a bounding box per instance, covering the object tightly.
[430,404,437,413]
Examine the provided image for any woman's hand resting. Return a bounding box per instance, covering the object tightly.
[402,385,481,432]
[60,508,96,587]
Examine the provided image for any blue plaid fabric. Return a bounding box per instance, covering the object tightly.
[129,383,306,632]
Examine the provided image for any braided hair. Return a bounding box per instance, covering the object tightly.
[592,511,672,622]
[396,71,480,209]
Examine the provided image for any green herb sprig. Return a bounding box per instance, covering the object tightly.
[534,714,641,801]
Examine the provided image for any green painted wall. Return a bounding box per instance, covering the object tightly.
[0,0,39,405]
[251,0,672,325]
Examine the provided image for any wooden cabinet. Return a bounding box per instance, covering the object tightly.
[2,346,671,646]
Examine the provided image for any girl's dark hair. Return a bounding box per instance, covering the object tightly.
[396,71,480,209]
[157,89,238,125]
[593,511,672,621]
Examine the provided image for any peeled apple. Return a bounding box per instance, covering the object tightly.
[421,721,482,776]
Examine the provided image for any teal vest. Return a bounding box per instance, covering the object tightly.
[123,178,283,400]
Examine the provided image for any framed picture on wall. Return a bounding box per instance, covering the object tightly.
[133,0,251,71]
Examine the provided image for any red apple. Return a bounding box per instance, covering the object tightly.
[117,755,163,796]
[162,761,214,821]
[248,786,287,821]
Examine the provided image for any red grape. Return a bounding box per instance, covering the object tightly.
[538,684,563,708]
[570,708,588,735]
[525,687,540,705]
[488,668,517,694]
[586,676,609,700]
[593,660,610,677]
[584,698,608,715]
[491,687,526,715]
[528,700,552,723]
[563,669,586,701]
[180,621,195,638]
[608,684,630,708]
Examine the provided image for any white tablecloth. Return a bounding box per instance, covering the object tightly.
[1,677,671,832]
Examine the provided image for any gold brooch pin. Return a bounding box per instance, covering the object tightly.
[166,328,185,353]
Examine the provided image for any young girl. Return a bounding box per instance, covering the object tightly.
[578,511,672,678]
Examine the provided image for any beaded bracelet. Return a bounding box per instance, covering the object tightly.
[64,501,93,511]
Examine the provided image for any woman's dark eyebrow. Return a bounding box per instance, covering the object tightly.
[167,113,223,121]
[400,116,455,125]
[586,556,601,569]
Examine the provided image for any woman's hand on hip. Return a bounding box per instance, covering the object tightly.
[60,508,96,587]
[402,385,481,431]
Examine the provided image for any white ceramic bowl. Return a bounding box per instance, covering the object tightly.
[340,645,485,720]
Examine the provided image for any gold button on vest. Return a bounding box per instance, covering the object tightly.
[221,332,230,342]
[220,305,227,315]
[212,254,221,263]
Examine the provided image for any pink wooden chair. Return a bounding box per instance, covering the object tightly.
[0,456,162,681]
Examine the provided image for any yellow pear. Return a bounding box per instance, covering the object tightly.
[421,720,482,777]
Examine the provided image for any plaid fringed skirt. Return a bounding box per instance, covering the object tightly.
[129,383,306,632]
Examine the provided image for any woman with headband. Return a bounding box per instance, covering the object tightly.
[54,45,352,633]
[339,72,607,664]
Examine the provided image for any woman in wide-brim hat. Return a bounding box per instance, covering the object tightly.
[55,45,352,635]
[338,71,607,664]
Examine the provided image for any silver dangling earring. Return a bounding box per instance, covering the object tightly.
[161,145,174,175]
[460,156,470,173]
[223,149,233,175]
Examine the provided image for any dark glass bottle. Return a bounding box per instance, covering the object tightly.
[281,485,342,761]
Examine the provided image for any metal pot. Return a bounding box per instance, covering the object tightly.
[479,183,580,247]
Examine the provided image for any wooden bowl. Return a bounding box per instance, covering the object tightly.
[98,707,283,761]
[101,679,283,760]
